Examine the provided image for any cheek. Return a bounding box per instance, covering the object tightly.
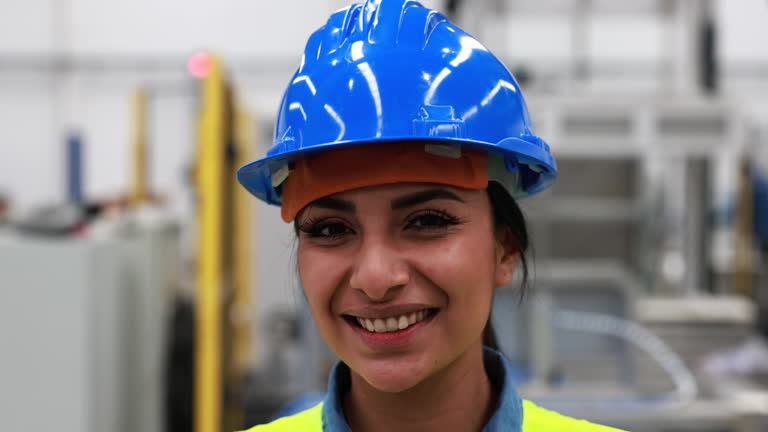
[414,231,497,306]
[297,246,339,316]
[297,244,360,360]
[416,238,495,351]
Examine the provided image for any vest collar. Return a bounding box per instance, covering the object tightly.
[321,347,523,431]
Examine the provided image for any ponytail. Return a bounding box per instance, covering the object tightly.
[483,182,532,353]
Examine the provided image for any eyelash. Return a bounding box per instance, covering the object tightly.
[404,209,464,231]
[297,217,352,240]
[297,209,463,241]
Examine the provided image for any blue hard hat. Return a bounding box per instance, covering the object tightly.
[237,0,557,206]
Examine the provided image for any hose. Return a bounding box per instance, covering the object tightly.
[546,309,698,408]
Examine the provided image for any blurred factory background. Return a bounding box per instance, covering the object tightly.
[1,0,768,431]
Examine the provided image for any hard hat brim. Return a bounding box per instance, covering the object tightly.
[236,135,557,207]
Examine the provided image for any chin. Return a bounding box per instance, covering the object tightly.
[361,372,424,394]
[354,358,432,394]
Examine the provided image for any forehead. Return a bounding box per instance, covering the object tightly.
[326,183,481,203]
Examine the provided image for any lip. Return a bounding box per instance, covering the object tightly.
[344,309,438,350]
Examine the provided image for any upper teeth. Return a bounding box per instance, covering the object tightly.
[356,310,428,333]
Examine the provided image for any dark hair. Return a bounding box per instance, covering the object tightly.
[482,181,531,351]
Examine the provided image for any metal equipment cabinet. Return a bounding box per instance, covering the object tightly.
[0,224,178,432]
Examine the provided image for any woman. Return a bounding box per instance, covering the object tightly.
[237,1,625,430]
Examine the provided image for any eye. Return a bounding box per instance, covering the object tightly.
[316,223,350,238]
[405,209,462,231]
[298,219,353,240]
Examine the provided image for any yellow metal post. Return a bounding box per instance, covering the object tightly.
[733,159,754,298]
[195,55,225,432]
[130,87,148,206]
[194,54,255,432]
[232,103,254,377]
[222,102,255,430]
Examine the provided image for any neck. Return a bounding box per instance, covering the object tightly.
[343,344,497,432]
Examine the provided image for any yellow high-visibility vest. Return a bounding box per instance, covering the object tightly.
[241,400,626,431]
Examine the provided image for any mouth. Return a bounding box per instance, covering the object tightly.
[343,308,439,334]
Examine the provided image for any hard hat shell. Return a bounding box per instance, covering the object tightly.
[237,0,557,207]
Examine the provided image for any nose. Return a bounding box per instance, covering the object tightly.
[349,236,410,302]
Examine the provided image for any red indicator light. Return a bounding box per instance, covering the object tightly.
[187,51,213,79]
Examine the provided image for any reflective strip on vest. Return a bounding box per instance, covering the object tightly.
[240,400,626,432]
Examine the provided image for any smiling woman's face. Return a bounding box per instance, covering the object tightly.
[296,183,518,393]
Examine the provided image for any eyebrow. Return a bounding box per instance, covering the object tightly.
[304,188,465,214]
[308,196,356,213]
[391,188,465,210]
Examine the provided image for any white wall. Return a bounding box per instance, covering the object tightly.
[718,0,768,62]
[0,72,59,205]
[68,1,324,57]
[0,0,55,53]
